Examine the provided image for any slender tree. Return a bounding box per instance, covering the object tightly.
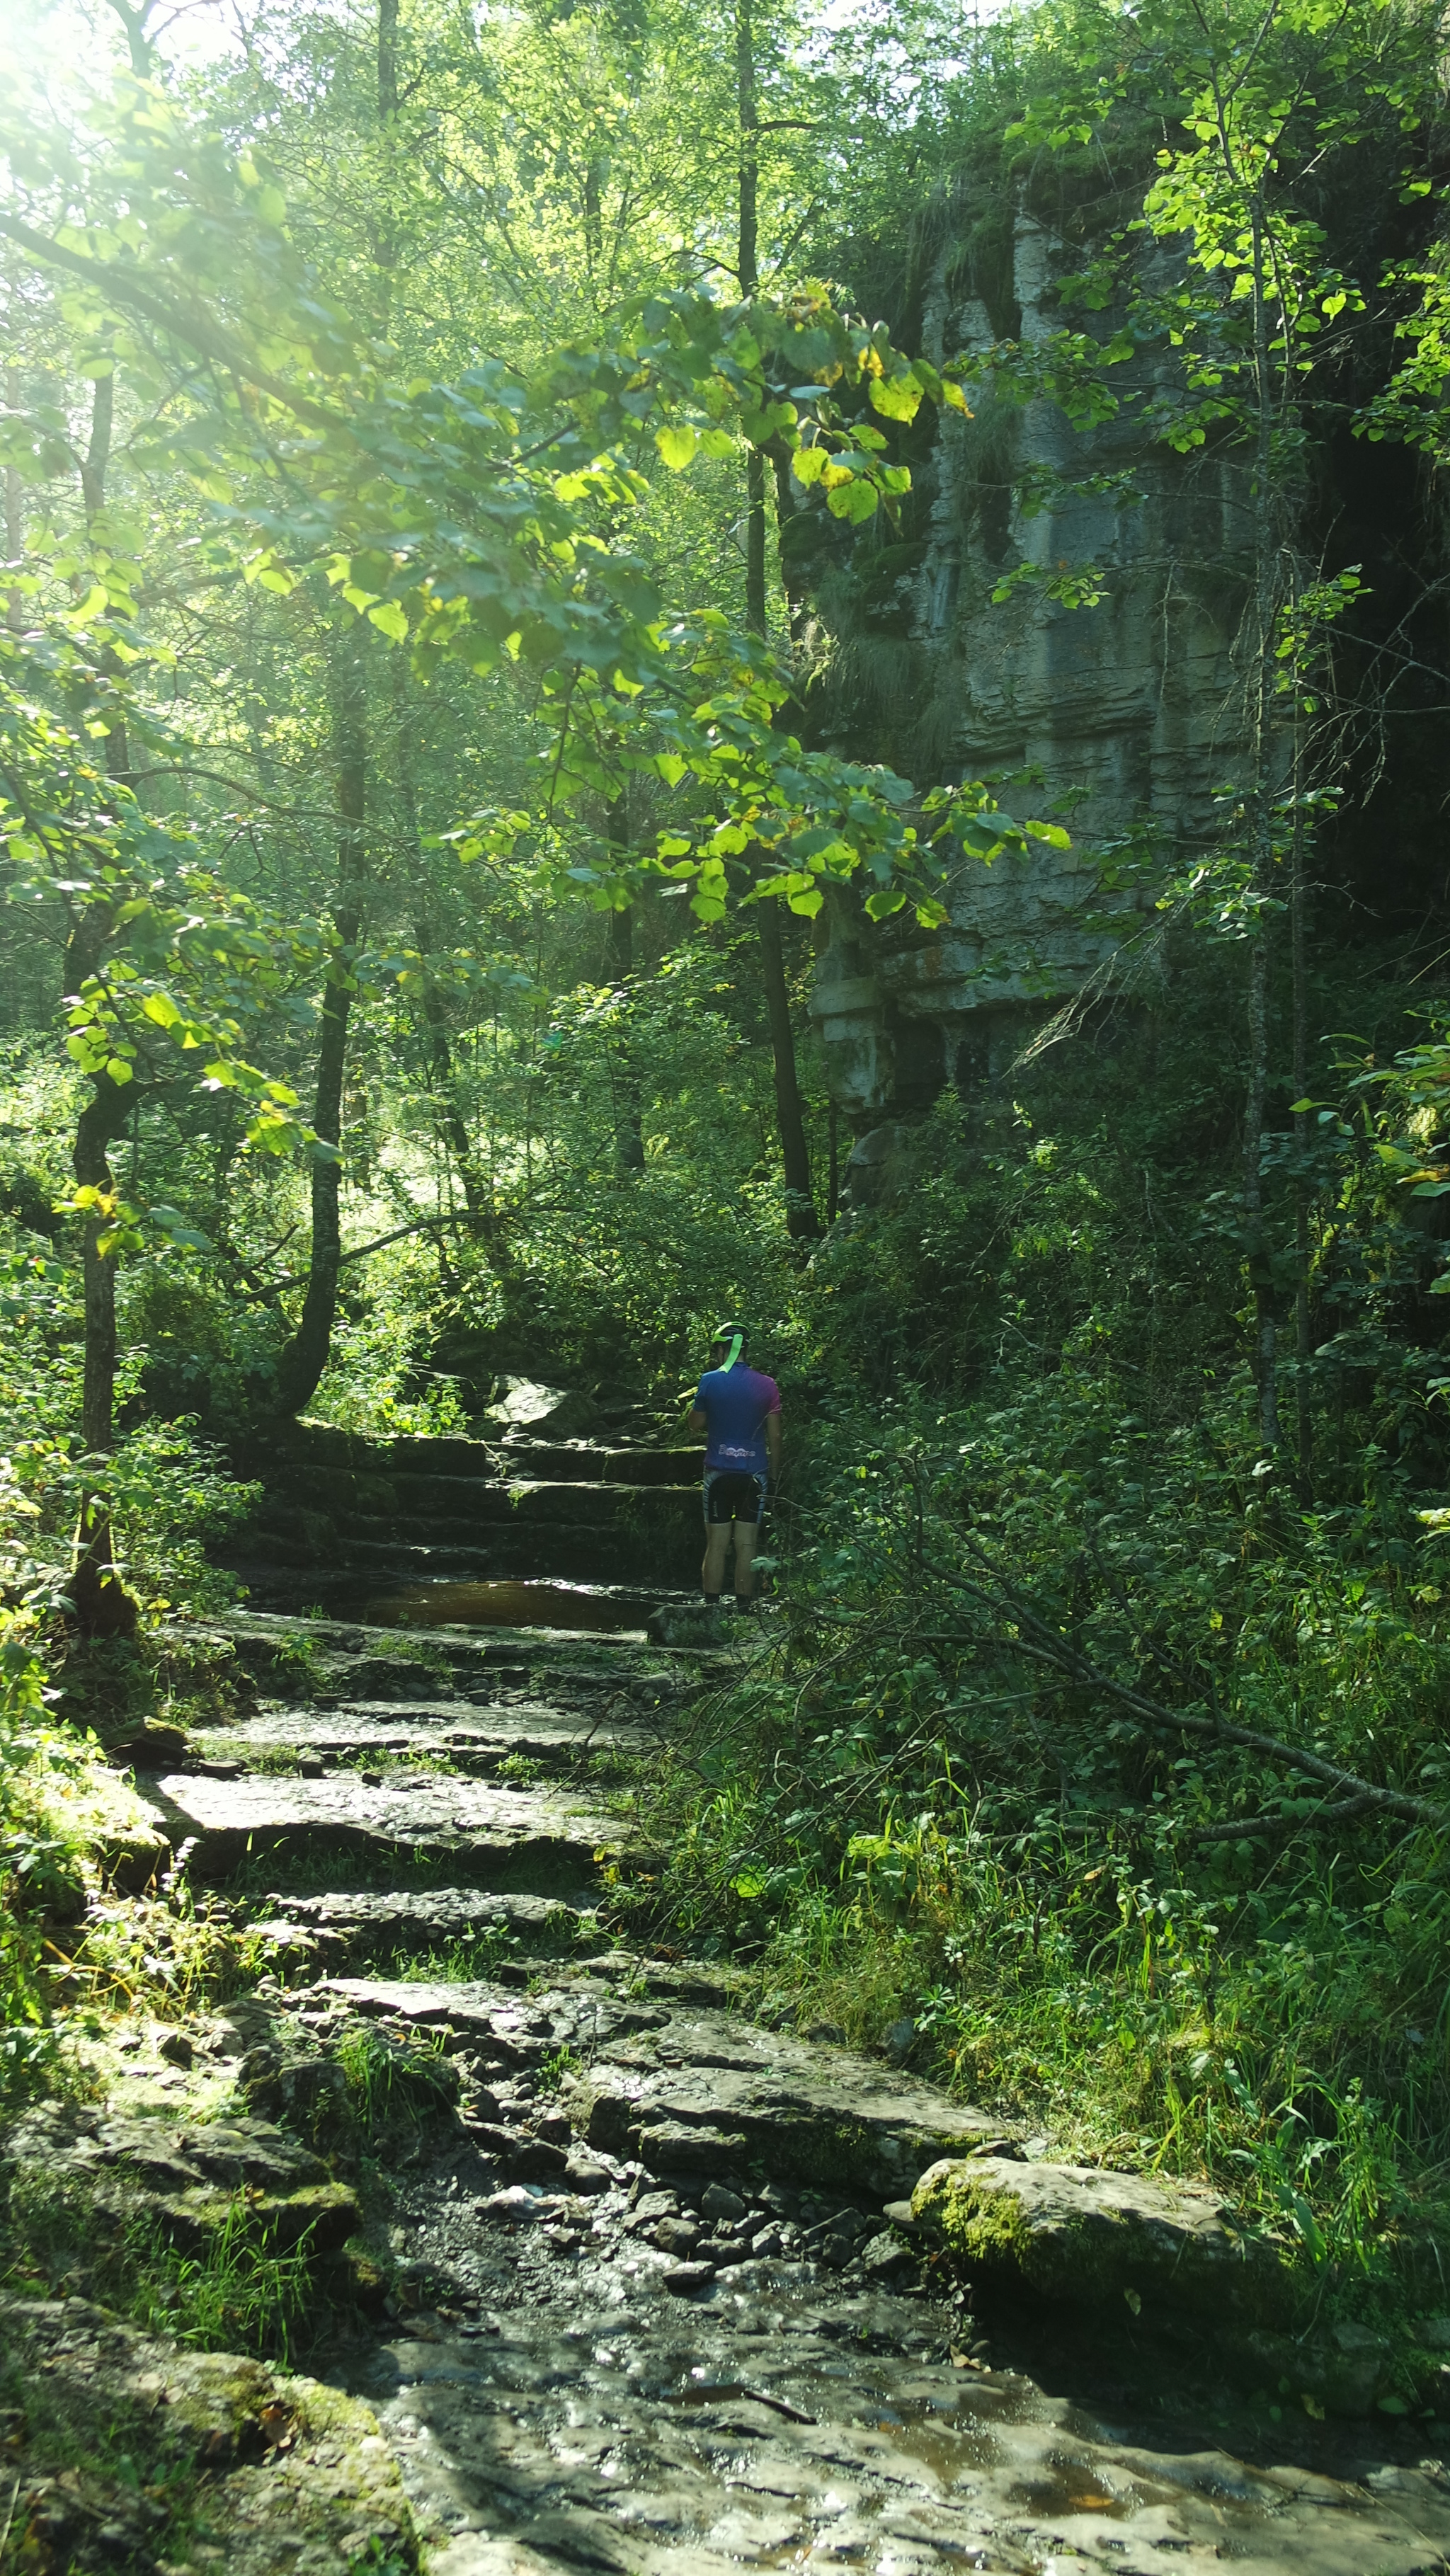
[737,0,818,1238]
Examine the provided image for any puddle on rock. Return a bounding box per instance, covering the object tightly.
[364,1578,658,1632]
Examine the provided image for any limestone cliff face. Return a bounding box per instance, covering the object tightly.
[810,206,1256,1128]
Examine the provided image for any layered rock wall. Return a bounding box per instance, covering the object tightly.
[811,207,1256,1128]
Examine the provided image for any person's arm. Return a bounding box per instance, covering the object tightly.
[765,1410,782,1479]
[689,1406,707,1434]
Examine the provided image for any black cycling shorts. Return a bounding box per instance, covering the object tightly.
[704,1470,767,1525]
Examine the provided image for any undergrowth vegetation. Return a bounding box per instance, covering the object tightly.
[620,988,1450,2323]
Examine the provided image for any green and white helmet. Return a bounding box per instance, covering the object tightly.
[712,1319,748,1369]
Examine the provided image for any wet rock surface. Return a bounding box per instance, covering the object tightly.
[355,2155,1450,2576]
[50,1543,1450,2574]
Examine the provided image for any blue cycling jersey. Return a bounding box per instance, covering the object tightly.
[693,1364,781,1475]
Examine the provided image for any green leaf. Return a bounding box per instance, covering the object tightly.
[656,423,698,471]
[826,479,879,525]
[367,600,409,642]
[869,370,922,423]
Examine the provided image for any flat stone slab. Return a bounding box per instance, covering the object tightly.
[912,2154,1294,2328]
[569,2005,1004,2195]
[185,1696,650,1768]
[251,1886,588,1964]
[137,1770,627,1888]
[376,2291,1450,2576]
[1,2100,329,2197]
[319,1976,662,2068]
[171,1609,685,1695]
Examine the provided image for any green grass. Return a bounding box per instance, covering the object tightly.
[2,2164,326,2362]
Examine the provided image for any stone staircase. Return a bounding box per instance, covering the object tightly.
[221,1402,704,1629]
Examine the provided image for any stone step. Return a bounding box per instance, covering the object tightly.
[270,1460,702,1518]
[135,1768,629,1891]
[184,1695,652,1773]
[310,1535,689,1584]
[316,1971,1005,2197]
[170,1609,709,1696]
[221,1560,700,1621]
[340,1481,699,1533]
[496,1442,704,1487]
[246,1885,591,1969]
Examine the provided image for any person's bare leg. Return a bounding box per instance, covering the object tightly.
[702,1524,731,1597]
[732,1520,759,1598]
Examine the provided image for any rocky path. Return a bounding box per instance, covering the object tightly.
[10,1572,1450,2571]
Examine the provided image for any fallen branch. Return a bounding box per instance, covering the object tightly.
[1189,1794,1375,1841]
[937,1542,1450,1835]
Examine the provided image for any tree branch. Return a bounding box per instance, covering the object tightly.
[940,1542,1450,1833]
[0,212,352,439]
[229,1209,469,1298]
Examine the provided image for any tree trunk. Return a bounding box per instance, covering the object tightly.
[736,2,817,1237]
[377,0,399,119]
[388,660,498,1235]
[78,375,130,782]
[5,366,23,634]
[104,0,154,75]
[69,1067,138,1637]
[605,794,644,1173]
[1244,193,1280,1454]
[1291,720,1312,1496]
[275,631,367,1415]
[66,377,139,1637]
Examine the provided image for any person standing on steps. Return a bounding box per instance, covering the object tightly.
[690,1320,781,1613]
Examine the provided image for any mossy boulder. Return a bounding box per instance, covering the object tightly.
[156,2179,363,2255]
[911,2154,1295,2328]
[1,2297,419,2571]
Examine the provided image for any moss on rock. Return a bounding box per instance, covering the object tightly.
[911,2155,1296,2328]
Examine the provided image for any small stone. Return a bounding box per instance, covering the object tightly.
[506,2136,569,2182]
[663,2260,716,2295]
[297,1753,326,1778]
[637,2120,748,2173]
[564,2155,613,2195]
[882,2200,918,2231]
[654,2218,700,2257]
[750,2226,783,2260]
[884,2017,916,2061]
[861,2231,913,2278]
[701,2182,748,2225]
[476,2187,559,2223]
[159,2032,193,2068]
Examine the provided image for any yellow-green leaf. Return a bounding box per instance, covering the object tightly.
[656,423,697,471]
[869,370,922,423]
[826,479,879,524]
